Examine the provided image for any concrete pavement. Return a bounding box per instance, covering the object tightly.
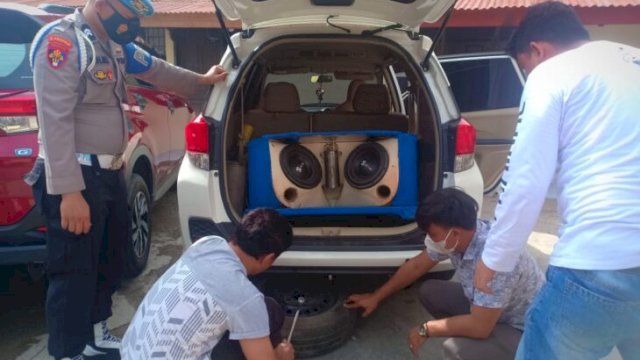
[0,191,621,359]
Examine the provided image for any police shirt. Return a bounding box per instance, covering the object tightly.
[32,9,208,195]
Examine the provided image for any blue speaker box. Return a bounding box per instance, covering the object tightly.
[247,131,418,220]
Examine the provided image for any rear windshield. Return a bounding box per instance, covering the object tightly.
[0,10,43,90]
[265,73,352,107]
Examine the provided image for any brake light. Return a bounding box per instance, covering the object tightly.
[454,118,476,172]
[0,97,38,136]
[185,114,210,170]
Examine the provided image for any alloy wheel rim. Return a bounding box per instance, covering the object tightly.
[131,191,149,259]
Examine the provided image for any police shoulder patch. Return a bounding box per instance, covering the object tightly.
[123,43,152,74]
[46,35,73,70]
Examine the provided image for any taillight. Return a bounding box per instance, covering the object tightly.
[454,118,476,172]
[185,114,210,170]
[0,97,38,136]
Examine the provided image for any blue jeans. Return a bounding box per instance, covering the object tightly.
[516,265,640,360]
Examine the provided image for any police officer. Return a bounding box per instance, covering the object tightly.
[26,1,228,359]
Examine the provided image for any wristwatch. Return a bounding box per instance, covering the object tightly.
[418,322,430,337]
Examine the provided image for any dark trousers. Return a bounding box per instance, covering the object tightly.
[419,279,522,360]
[210,297,285,359]
[29,158,128,358]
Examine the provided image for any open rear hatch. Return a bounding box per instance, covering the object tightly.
[214,0,455,31]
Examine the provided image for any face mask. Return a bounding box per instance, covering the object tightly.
[98,1,141,45]
[424,228,458,254]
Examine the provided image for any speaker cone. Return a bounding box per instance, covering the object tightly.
[280,144,322,189]
[345,142,389,189]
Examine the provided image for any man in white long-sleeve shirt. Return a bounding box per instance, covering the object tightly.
[472,2,640,359]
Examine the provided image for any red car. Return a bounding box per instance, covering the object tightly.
[0,3,193,277]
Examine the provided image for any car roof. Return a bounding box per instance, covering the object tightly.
[0,3,50,16]
[0,3,64,23]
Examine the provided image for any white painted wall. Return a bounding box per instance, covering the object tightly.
[587,24,640,48]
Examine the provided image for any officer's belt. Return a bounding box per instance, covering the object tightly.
[76,153,124,170]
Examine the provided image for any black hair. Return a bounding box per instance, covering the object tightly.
[415,188,478,231]
[233,208,293,259]
[508,1,590,58]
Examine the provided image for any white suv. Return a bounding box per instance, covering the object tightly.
[177,0,484,275]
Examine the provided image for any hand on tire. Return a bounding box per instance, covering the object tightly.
[275,340,295,360]
[344,293,379,317]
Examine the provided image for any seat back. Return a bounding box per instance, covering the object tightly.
[312,84,409,132]
[245,82,310,138]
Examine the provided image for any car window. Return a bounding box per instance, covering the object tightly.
[440,57,523,112]
[0,43,33,90]
[0,9,41,91]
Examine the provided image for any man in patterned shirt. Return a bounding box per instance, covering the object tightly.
[345,188,544,360]
[121,209,295,360]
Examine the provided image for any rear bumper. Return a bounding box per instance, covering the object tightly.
[0,208,46,265]
[272,251,454,274]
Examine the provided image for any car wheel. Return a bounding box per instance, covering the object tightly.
[262,276,357,358]
[124,174,151,278]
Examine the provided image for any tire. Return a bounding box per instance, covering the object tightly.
[262,276,357,358]
[123,174,151,278]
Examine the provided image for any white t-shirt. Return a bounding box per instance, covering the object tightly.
[482,41,640,272]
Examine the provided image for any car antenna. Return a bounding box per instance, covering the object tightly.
[211,0,241,69]
[421,1,456,71]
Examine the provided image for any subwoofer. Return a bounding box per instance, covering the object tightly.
[247,131,418,220]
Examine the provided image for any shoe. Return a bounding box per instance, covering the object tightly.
[60,355,84,360]
[83,320,121,359]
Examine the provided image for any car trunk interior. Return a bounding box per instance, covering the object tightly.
[219,37,440,237]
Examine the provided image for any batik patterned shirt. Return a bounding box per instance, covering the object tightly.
[426,220,545,330]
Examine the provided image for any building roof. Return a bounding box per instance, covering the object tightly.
[12,0,640,14]
[10,0,640,28]
[455,0,640,10]
[13,0,213,14]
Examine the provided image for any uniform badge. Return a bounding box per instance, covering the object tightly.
[46,35,72,70]
[132,0,150,15]
[116,23,129,35]
[94,69,114,81]
[133,48,149,67]
[81,25,96,42]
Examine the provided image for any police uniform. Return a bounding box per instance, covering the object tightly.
[27,3,208,358]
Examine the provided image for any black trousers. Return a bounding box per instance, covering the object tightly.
[210,297,285,359]
[29,158,128,359]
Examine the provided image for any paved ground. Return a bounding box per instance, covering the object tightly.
[0,190,621,359]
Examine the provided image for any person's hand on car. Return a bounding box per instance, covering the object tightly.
[199,64,228,85]
[275,340,295,360]
[60,192,91,235]
[344,293,380,317]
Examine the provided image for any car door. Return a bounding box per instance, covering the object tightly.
[439,54,524,194]
[124,78,173,189]
[163,93,192,164]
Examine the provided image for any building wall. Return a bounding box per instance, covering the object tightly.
[587,25,640,49]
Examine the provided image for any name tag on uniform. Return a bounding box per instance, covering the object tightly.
[76,153,92,166]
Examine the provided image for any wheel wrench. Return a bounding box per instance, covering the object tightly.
[287,296,305,342]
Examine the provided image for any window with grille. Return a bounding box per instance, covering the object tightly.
[140,28,166,59]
